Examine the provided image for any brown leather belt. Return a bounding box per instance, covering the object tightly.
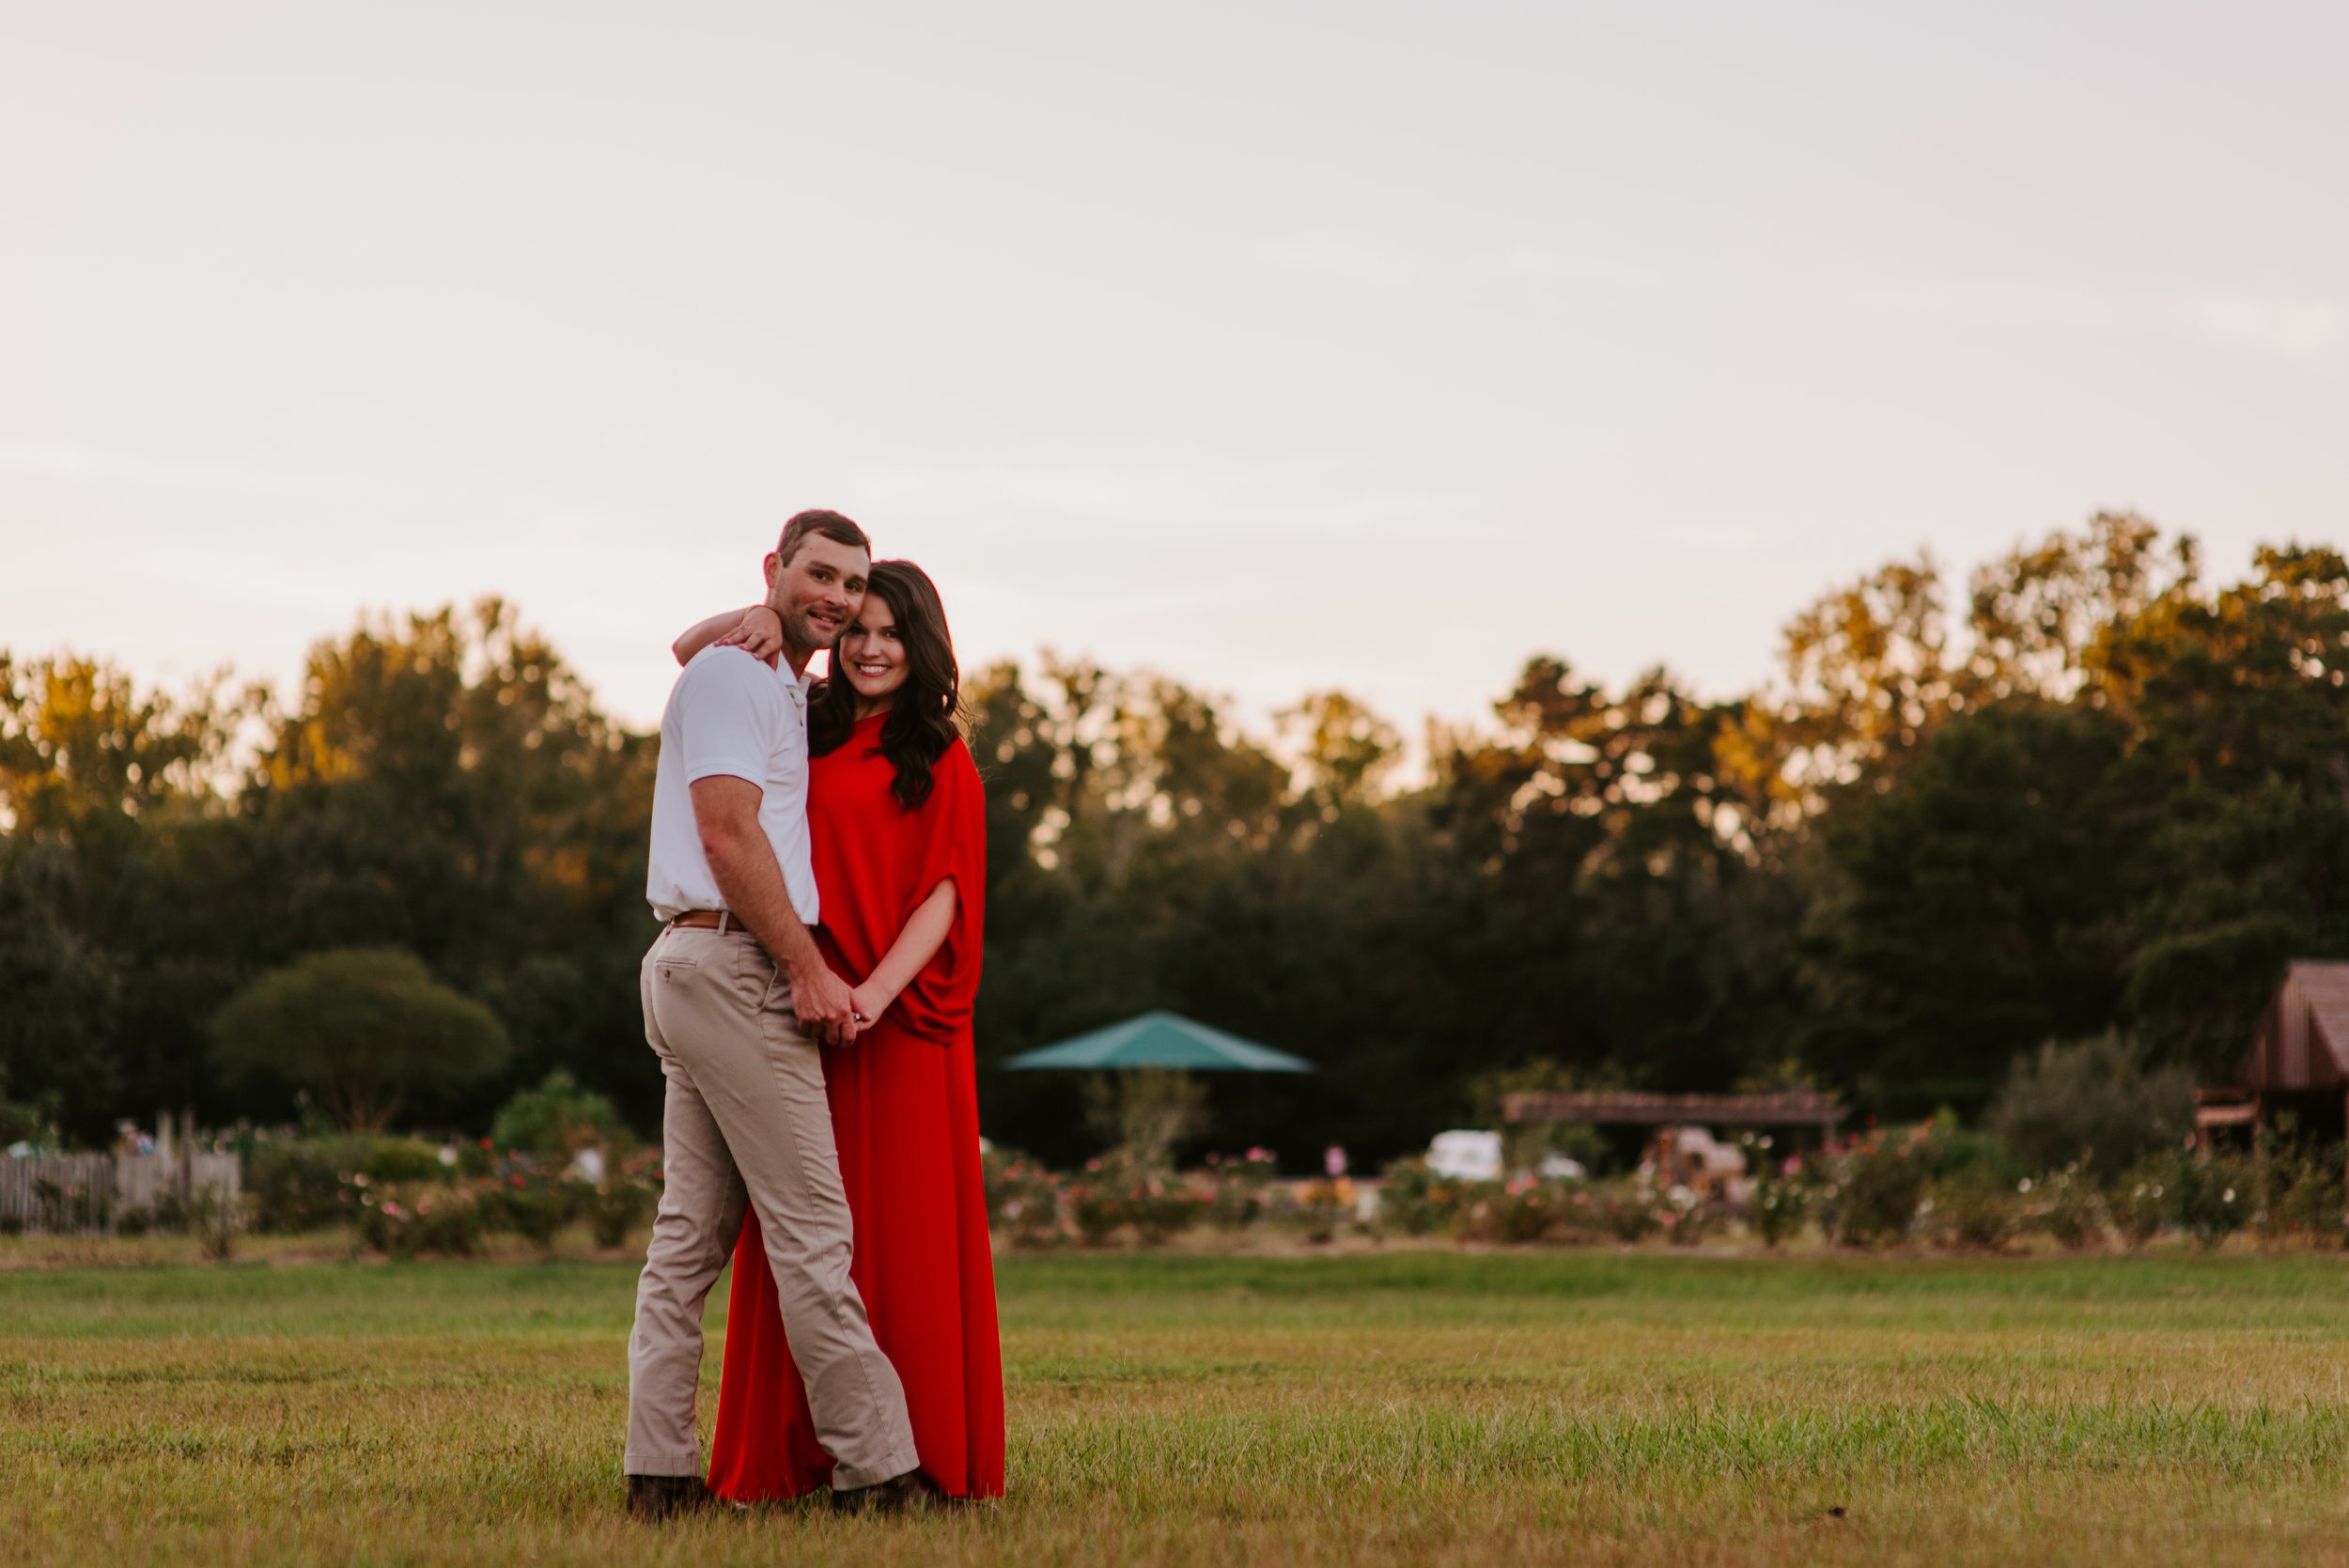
[667,909,740,933]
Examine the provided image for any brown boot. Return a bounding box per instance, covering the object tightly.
[831,1469,942,1516]
[627,1473,712,1522]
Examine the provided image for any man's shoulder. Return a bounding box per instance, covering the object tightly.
[677,645,787,706]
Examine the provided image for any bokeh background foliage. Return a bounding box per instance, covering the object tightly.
[8,515,2349,1165]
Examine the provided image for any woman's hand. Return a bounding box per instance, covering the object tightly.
[674,605,779,666]
[841,881,957,1042]
[715,605,786,662]
[848,981,894,1032]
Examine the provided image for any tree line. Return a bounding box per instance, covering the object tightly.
[4,513,2344,1168]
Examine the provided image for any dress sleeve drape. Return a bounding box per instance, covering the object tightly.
[891,741,986,1042]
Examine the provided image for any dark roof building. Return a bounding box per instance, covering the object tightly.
[2197,961,2349,1148]
[2241,961,2349,1091]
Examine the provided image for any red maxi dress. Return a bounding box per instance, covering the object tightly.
[706,714,1004,1501]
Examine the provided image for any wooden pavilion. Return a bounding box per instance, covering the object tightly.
[2197,961,2349,1150]
[1501,1089,1845,1132]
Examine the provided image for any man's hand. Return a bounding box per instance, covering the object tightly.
[792,960,862,1048]
[692,774,853,1045]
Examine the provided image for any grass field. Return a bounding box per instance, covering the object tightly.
[9,1249,2349,1566]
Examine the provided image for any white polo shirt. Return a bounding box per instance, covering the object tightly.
[645,645,820,925]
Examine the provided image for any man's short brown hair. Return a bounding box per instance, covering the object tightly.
[776,508,872,567]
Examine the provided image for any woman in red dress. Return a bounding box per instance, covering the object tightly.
[671,560,1004,1504]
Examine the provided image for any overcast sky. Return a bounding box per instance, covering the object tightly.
[4,2,2343,737]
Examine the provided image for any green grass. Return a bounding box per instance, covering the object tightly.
[10,1249,2349,1564]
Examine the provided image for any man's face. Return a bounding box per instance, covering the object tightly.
[764,535,870,660]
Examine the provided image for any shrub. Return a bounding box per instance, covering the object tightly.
[2114,1144,2255,1250]
[150,1188,193,1233]
[0,1070,59,1151]
[1750,1146,1813,1247]
[1923,1167,2024,1252]
[2021,1165,2108,1250]
[1060,1151,1203,1247]
[249,1137,374,1233]
[2259,1139,2346,1249]
[1376,1157,1473,1238]
[1585,1180,1665,1244]
[1833,1126,1936,1246]
[352,1181,488,1259]
[1128,1176,1206,1245]
[1753,1182,1808,1246]
[981,1145,1065,1248]
[2170,1147,2253,1250]
[191,1185,240,1263]
[489,1164,576,1251]
[1987,1033,2194,1177]
[1198,1149,1279,1231]
[365,1137,451,1185]
[579,1166,659,1250]
[1082,1068,1207,1169]
[1285,1177,1356,1244]
[1066,1177,1128,1247]
[1455,1177,1569,1245]
[491,1070,633,1158]
[2110,1167,2171,1249]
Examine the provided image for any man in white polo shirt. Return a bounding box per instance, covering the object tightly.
[623,509,919,1520]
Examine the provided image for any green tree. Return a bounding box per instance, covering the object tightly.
[0,654,247,1137]
[1964,510,2200,704]
[1986,1033,2193,1176]
[1799,700,2132,1115]
[2108,546,2349,1071]
[210,947,511,1132]
[241,600,657,1120]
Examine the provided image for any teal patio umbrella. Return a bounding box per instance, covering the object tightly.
[1003,1011,1314,1074]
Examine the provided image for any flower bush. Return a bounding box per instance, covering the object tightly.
[249,1136,377,1233]
[1050,1150,1215,1248]
[351,1180,489,1260]
[488,1162,577,1252]
[2169,1146,2253,1250]
[2021,1164,2108,1250]
[581,1149,662,1249]
[1198,1149,1280,1231]
[364,1137,453,1185]
[218,1115,2349,1262]
[2110,1168,2171,1250]
[1828,1126,1932,1246]
[1751,1149,1812,1248]
[2253,1132,2347,1249]
[1066,1172,1128,1247]
[1377,1157,1473,1238]
[1129,1175,1207,1244]
[1283,1177,1357,1244]
[1921,1167,2025,1252]
[982,1145,1066,1248]
[2110,1144,2253,1250]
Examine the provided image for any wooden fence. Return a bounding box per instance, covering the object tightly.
[0,1151,242,1234]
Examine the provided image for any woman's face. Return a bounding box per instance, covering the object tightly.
[835,594,910,706]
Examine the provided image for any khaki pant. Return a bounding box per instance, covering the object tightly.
[624,924,918,1488]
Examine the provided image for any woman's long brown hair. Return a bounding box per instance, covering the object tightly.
[807,559,963,810]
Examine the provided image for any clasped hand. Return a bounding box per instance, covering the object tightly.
[791,965,894,1048]
[789,962,861,1048]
